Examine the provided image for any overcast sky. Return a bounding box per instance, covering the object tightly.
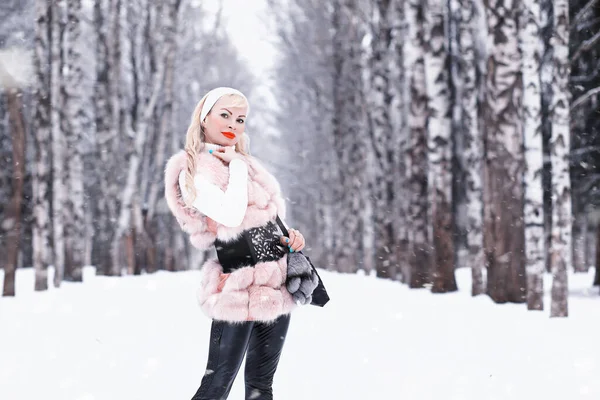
[203,0,278,76]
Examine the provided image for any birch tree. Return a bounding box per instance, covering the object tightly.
[93,0,122,276]
[51,0,67,287]
[127,0,156,275]
[331,0,368,272]
[110,0,182,273]
[404,0,430,287]
[424,0,456,292]
[106,0,123,276]
[33,0,52,291]
[483,0,526,303]
[368,0,397,279]
[520,0,545,310]
[64,0,85,282]
[389,0,410,282]
[144,2,176,274]
[452,0,486,295]
[540,0,553,274]
[549,0,571,318]
[92,0,112,275]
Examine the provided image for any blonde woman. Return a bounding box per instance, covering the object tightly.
[164,87,312,400]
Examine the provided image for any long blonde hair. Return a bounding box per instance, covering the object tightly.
[183,92,250,204]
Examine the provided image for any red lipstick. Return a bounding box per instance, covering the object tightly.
[222,132,236,139]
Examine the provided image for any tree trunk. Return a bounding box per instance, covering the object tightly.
[549,0,571,318]
[424,0,456,293]
[64,0,85,282]
[369,0,397,279]
[33,0,53,292]
[585,215,596,271]
[540,0,553,274]
[2,89,26,297]
[572,211,588,273]
[594,219,600,287]
[391,0,410,283]
[454,0,486,295]
[483,0,527,304]
[331,0,368,273]
[405,0,430,288]
[0,97,7,253]
[520,0,545,310]
[110,74,164,275]
[105,0,123,276]
[144,0,177,274]
[51,0,67,288]
[146,17,175,222]
[92,0,113,276]
[110,0,181,274]
[169,81,187,273]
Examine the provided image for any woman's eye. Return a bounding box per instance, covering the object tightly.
[237,119,245,124]
[220,113,229,118]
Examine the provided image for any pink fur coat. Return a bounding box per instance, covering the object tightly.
[164,149,296,322]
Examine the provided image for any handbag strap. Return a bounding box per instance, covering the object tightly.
[275,215,289,238]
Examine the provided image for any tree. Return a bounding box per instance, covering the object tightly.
[64,0,85,282]
[404,0,430,287]
[33,0,52,291]
[549,0,571,318]
[110,0,182,274]
[568,0,600,284]
[0,48,32,296]
[92,0,116,275]
[367,0,397,279]
[520,0,545,310]
[331,0,368,273]
[51,0,67,287]
[424,0,456,292]
[389,0,410,283]
[483,0,526,303]
[452,0,486,295]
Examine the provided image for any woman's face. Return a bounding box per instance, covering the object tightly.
[202,96,248,147]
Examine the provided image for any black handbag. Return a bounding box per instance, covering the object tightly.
[276,216,330,307]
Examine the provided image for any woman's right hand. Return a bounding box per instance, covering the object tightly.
[211,147,244,164]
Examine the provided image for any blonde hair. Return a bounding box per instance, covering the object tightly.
[183,92,250,204]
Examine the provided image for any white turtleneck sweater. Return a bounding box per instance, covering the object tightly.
[178,143,248,228]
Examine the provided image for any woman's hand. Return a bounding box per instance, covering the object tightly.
[280,228,305,252]
[210,147,244,164]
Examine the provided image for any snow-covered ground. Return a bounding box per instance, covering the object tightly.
[1,265,598,400]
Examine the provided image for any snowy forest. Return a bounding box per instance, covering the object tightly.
[1,0,600,320]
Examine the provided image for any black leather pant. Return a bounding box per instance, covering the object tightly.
[191,314,291,400]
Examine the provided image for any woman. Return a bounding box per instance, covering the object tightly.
[164,87,307,400]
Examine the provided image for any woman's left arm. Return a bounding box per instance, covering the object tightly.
[178,159,248,227]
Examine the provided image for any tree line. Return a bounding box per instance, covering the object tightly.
[0,0,255,295]
[267,0,600,317]
[1,0,600,318]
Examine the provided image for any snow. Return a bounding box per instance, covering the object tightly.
[1,266,599,399]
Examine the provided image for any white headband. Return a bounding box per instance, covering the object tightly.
[200,87,249,123]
